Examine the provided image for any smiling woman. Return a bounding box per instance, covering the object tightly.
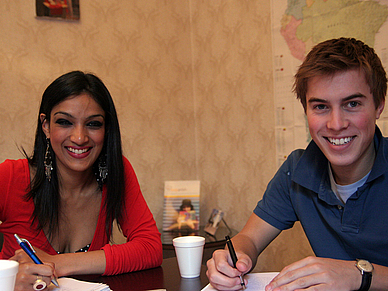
[0,71,162,291]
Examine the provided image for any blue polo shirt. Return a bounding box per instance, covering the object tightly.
[254,126,388,267]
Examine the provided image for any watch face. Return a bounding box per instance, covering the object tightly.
[358,260,374,272]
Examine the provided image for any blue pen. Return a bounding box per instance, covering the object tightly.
[14,234,59,287]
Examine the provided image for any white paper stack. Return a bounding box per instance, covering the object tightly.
[48,277,112,291]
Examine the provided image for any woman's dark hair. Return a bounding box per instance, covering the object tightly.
[26,71,125,239]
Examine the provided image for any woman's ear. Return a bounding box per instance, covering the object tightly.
[40,113,50,138]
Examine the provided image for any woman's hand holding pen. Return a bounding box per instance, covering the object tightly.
[11,248,56,291]
[206,249,251,290]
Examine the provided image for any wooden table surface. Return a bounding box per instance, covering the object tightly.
[72,257,209,291]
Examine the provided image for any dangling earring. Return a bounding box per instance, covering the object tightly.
[97,154,108,188]
[44,138,53,181]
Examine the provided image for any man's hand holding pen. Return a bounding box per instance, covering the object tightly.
[206,247,251,290]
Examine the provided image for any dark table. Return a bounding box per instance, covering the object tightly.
[72,257,209,291]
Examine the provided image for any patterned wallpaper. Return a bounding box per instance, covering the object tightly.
[0,0,312,271]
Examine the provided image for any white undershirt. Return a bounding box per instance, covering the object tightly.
[328,163,370,204]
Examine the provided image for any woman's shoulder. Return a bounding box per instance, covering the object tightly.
[0,159,30,186]
[0,158,29,172]
[122,155,130,164]
[122,156,135,172]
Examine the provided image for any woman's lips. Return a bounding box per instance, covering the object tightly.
[66,146,92,157]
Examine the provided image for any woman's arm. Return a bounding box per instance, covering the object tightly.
[101,158,163,275]
[12,247,106,277]
[50,250,106,276]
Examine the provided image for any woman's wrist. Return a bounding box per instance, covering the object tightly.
[54,250,106,277]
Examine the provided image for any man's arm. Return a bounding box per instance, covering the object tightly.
[265,256,388,291]
[206,213,281,290]
[232,213,281,268]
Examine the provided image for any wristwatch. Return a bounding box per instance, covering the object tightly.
[355,259,373,291]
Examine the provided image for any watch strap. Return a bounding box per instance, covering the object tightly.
[358,271,372,291]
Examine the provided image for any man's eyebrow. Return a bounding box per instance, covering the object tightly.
[307,93,366,104]
[342,93,366,101]
[307,97,327,104]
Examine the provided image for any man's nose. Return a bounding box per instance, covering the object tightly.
[327,108,349,131]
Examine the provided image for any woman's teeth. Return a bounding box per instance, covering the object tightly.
[68,147,88,154]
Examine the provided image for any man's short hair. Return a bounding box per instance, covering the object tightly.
[293,37,387,111]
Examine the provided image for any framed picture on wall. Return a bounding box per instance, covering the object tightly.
[36,0,80,21]
[163,180,200,232]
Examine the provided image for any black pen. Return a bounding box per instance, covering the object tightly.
[14,234,60,287]
[225,235,246,290]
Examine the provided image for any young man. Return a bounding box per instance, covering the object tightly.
[207,38,388,290]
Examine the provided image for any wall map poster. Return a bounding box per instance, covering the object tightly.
[271,0,388,167]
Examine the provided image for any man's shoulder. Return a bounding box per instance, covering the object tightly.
[286,141,323,168]
[288,148,306,160]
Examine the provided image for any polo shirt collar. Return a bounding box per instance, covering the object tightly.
[367,126,388,182]
[292,140,332,197]
[292,126,388,205]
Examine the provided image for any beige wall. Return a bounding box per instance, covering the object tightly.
[0,0,312,271]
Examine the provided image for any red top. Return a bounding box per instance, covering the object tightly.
[0,157,162,275]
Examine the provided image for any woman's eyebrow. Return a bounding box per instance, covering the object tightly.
[53,111,105,119]
[53,111,73,118]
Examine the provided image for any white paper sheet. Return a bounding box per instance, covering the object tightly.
[202,272,279,291]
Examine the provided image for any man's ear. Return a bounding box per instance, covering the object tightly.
[40,113,50,138]
[376,99,385,119]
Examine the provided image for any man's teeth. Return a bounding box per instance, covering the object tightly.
[327,137,353,145]
[68,148,88,154]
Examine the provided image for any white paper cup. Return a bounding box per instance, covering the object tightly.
[173,236,205,278]
[0,260,19,291]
